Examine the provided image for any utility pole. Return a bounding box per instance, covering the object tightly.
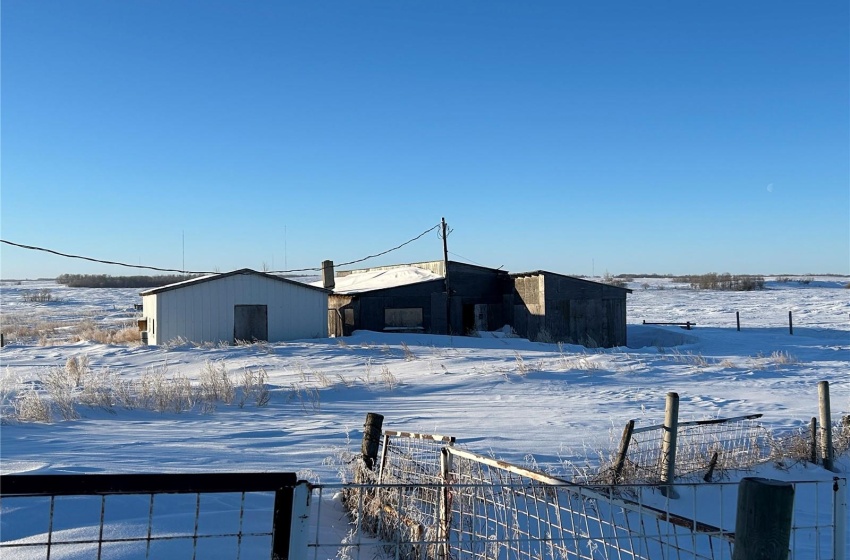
[442,217,451,335]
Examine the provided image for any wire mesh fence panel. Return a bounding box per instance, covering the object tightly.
[378,430,454,485]
[378,432,455,536]
[0,491,278,559]
[446,448,734,560]
[312,476,846,560]
[341,431,455,558]
[334,426,846,560]
[0,472,293,560]
[626,416,771,482]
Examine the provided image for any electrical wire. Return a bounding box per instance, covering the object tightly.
[1,223,442,276]
[447,251,486,267]
[335,224,441,268]
[0,239,215,275]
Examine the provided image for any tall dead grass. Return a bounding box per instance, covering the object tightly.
[0,356,275,423]
[1,315,141,346]
[70,320,140,345]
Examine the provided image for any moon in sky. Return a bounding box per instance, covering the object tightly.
[767,183,774,193]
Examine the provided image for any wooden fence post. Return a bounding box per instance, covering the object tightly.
[360,412,384,472]
[809,417,818,465]
[732,478,794,560]
[660,392,679,498]
[612,420,635,483]
[788,311,793,335]
[703,452,719,482]
[818,381,834,471]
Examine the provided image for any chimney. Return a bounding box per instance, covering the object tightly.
[321,260,335,290]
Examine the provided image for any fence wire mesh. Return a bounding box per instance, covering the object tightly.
[332,429,846,560]
[321,475,846,560]
[445,448,733,560]
[625,416,771,482]
[0,491,278,559]
[0,472,293,560]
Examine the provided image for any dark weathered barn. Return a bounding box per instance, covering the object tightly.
[324,261,631,347]
[511,271,630,347]
[325,261,509,337]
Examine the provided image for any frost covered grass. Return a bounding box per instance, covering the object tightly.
[0,356,273,423]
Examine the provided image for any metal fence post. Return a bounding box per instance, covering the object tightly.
[288,480,311,560]
[272,485,294,560]
[732,478,794,560]
[377,433,390,484]
[819,381,835,471]
[660,392,679,498]
[438,447,452,560]
[834,477,847,560]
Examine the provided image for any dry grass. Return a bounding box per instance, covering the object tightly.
[401,342,416,361]
[0,314,142,346]
[769,350,798,365]
[199,360,235,408]
[380,365,398,390]
[239,367,271,408]
[70,321,141,345]
[535,328,556,344]
[0,314,63,344]
[1,356,274,423]
[514,351,529,376]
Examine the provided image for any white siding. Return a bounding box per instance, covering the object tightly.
[142,293,160,345]
[145,273,327,345]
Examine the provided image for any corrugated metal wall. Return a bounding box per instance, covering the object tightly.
[149,274,327,345]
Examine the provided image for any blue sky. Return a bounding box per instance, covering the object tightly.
[2,1,848,279]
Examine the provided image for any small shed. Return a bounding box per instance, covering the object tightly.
[139,269,329,345]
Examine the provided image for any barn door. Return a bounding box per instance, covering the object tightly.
[234,305,268,342]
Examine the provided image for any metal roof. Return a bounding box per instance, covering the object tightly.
[139,268,331,296]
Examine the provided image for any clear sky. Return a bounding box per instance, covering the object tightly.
[2,1,848,279]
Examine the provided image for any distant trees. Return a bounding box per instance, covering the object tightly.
[673,273,765,291]
[56,274,197,288]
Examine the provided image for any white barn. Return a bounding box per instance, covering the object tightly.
[139,269,329,345]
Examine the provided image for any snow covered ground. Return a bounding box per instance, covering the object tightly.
[2,276,847,478]
[0,276,848,557]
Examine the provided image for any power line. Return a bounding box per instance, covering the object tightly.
[447,250,486,267]
[0,223,442,276]
[0,239,214,274]
[335,224,441,268]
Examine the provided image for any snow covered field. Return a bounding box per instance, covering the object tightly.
[1,277,847,478]
[0,277,848,557]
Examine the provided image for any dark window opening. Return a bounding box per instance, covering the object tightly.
[384,308,423,331]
